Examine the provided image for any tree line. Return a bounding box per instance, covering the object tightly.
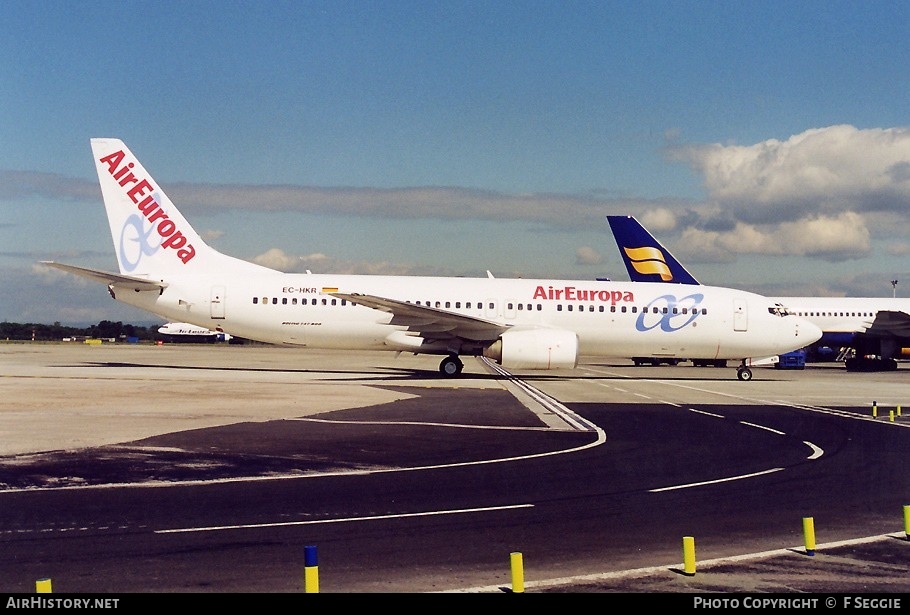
[1,321,159,342]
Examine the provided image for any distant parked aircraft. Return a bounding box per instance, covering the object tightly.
[158,322,232,342]
[608,214,910,371]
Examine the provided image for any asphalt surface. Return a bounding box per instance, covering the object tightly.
[1,341,909,595]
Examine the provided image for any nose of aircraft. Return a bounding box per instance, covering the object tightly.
[797,317,823,345]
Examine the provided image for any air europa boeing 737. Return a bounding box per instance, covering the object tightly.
[40,139,821,381]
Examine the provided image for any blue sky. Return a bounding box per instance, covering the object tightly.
[2,0,910,325]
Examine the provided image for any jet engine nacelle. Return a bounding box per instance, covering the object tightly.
[483,328,579,370]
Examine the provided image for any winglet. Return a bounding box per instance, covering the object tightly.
[606,215,700,285]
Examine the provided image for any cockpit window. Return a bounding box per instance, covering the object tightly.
[768,303,792,317]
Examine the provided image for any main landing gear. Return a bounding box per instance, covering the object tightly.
[737,361,753,381]
[439,355,464,377]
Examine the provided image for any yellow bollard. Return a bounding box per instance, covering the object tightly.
[890,410,895,422]
[872,401,878,417]
[898,405,902,418]
[510,551,524,593]
[803,517,816,556]
[904,505,910,541]
[303,545,319,593]
[682,536,696,575]
[35,578,52,593]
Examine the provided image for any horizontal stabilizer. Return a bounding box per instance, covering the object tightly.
[40,261,167,292]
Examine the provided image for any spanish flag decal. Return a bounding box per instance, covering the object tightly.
[322,287,339,293]
[623,246,673,281]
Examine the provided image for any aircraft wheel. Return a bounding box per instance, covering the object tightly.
[737,367,753,381]
[439,356,463,377]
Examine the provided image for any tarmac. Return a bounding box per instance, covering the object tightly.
[2,341,910,595]
[455,534,910,594]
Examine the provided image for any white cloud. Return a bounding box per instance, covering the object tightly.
[705,213,871,260]
[670,125,910,223]
[251,248,299,270]
[885,242,910,256]
[0,168,680,232]
[675,227,736,263]
[575,246,602,265]
[661,125,909,262]
[250,247,454,276]
[201,229,225,242]
[639,207,678,232]
[672,212,872,264]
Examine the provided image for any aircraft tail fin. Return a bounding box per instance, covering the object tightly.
[90,138,269,278]
[606,215,700,285]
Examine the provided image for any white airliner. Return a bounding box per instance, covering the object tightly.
[40,139,821,381]
[608,215,910,372]
[158,322,232,342]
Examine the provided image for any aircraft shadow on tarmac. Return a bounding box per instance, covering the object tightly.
[0,386,595,490]
[80,360,806,384]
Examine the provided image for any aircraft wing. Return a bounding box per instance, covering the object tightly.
[863,310,910,338]
[331,292,510,342]
[40,261,167,292]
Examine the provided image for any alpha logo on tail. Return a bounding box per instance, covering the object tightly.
[97,148,197,267]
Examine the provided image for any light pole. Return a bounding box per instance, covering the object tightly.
[891,280,898,298]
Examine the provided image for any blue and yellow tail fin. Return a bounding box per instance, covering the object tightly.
[606,215,700,285]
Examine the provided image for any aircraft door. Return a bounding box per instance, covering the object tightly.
[733,299,747,331]
[211,285,226,319]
